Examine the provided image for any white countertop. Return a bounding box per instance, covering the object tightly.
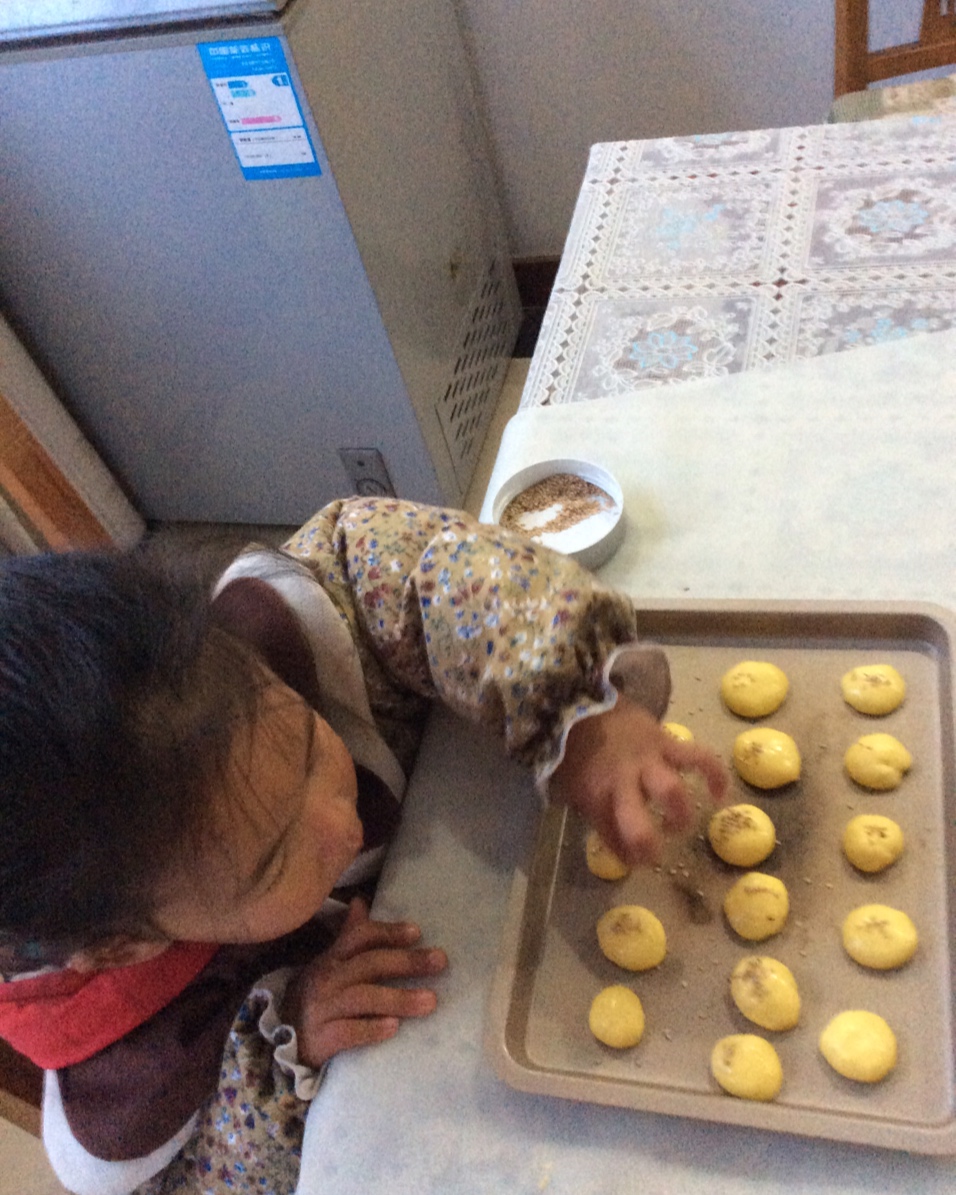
[298,329,956,1192]
[483,329,956,607]
[299,716,956,1194]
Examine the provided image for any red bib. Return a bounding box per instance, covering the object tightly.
[0,942,218,1068]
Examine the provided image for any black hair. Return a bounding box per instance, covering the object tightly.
[0,547,267,969]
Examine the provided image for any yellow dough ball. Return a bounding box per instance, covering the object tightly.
[842,904,918,970]
[730,956,801,1031]
[724,873,789,941]
[844,734,912,790]
[596,905,667,971]
[588,985,646,1049]
[720,661,789,718]
[585,830,630,881]
[842,814,904,873]
[841,664,906,716]
[711,1034,783,1101]
[819,1010,897,1083]
[733,728,801,789]
[708,804,777,867]
[663,721,694,743]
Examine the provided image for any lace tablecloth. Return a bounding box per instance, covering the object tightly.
[524,113,956,407]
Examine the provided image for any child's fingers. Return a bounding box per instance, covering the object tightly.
[300,1015,401,1066]
[609,754,713,863]
[331,945,448,991]
[340,896,370,934]
[296,975,444,1067]
[314,979,439,1026]
[330,909,425,961]
[639,758,695,834]
[661,738,729,803]
[281,941,445,1050]
[332,919,423,959]
[607,783,662,866]
[300,944,447,1009]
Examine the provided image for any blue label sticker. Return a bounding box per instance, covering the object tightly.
[198,38,321,180]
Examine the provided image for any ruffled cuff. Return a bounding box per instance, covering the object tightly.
[535,641,671,799]
[252,968,327,1102]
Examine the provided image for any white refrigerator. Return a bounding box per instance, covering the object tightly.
[0,1,520,522]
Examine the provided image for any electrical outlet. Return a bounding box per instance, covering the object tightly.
[338,448,395,497]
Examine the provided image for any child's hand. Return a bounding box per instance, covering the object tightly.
[281,898,447,1069]
[549,694,728,867]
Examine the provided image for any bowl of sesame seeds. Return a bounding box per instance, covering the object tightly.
[491,458,625,571]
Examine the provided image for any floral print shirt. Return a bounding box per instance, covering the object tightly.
[283,498,670,785]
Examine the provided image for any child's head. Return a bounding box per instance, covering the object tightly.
[146,675,361,949]
[0,548,361,972]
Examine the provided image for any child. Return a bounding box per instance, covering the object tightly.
[0,497,725,1195]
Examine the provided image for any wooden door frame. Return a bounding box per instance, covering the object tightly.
[0,389,117,550]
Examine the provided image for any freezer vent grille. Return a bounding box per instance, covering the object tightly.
[438,257,515,492]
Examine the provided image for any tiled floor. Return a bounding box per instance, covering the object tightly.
[0,357,529,1193]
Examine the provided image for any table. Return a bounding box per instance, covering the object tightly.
[297,118,956,1193]
[297,329,956,1194]
[523,114,956,409]
[298,707,955,1195]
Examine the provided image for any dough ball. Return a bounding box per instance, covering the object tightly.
[724,872,789,941]
[585,830,630,881]
[720,661,789,718]
[819,1010,897,1083]
[663,721,694,743]
[844,733,912,790]
[588,984,646,1049]
[733,728,801,789]
[711,1034,783,1101]
[708,804,776,867]
[842,904,918,970]
[841,664,906,716]
[842,814,904,873]
[596,905,667,971]
[730,956,801,1031]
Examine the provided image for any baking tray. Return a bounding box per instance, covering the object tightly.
[486,601,956,1153]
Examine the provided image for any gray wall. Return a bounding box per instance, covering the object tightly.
[454,0,931,258]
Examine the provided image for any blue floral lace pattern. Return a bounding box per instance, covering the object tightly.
[525,116,956,406]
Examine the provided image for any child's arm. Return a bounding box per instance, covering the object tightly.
[284,498,726,859]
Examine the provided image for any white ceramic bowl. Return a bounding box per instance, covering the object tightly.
[490,458,625,571]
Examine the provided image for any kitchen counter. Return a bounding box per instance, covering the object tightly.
[299,709,954,1193]
[298,105,956,1193]
[297,327,956,1193]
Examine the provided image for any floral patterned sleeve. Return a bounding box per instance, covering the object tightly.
[283,498,670,785]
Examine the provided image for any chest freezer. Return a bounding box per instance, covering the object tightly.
[0,1,520,522]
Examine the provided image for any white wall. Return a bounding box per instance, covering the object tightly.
[455,0,933,259]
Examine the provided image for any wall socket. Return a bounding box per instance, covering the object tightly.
[338,448,396,497]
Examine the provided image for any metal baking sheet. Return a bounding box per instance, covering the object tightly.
[486,601,956,1153]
